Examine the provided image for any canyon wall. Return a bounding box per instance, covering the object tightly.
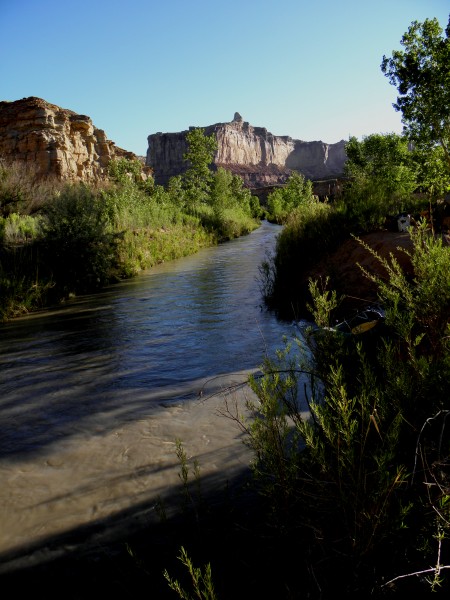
[147,112,347,190]
[0,97,150,182]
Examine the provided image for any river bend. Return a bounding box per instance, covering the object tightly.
[0,220,299,568]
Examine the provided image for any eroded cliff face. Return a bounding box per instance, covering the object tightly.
[147,112,347,189]
[0,97,149,182]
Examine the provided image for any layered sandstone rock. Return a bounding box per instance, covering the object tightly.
[0,97,150,182]
[147,112,347,189]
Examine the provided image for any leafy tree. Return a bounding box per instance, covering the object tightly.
[381,16,450,171]
[182,128,217,211]
[342,133,418,227]
[267,171,315,223]
[210,166,233,219]
[345,133,415,185]
[210,167,257,219]
[167,174,186,208]
[230,171,261,218]
[412,144,450,200]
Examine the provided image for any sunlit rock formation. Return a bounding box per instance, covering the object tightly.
[0,97,151,181]
[146,112,347,191]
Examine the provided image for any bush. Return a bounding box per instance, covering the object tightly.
[244,221,450,595]
[41,182,119,294]
[266,171,315,224]
[0,212,44,245]
[0,158,60,216]
[261,200,348,318]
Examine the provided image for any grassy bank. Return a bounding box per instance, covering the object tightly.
[0,157,261,321]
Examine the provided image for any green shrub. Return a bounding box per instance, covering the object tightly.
[163,546,217,600]
[245,222,450,595]
[0,212,44,245]
[266,171,315,224]
[41,182,118,294]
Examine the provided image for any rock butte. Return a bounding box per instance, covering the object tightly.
[147,111,347,199]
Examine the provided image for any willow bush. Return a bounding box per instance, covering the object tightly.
[40,182,119,295]
[265,171,316,224]
[243,221,450,596]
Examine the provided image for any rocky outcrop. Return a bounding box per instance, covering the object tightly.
[0,97,151,182]
[147,112,347,190]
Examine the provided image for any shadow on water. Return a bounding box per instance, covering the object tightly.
[0,221,296,461]
[0,463,259,599]
[0,222,308,595]
[0,305,288,460]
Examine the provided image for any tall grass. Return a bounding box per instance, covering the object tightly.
[0,158,261,321]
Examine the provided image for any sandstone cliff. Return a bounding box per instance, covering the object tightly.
[0,97,150,182]
[146,112,347,190]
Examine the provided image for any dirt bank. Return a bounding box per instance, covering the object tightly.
[306,230,416,318]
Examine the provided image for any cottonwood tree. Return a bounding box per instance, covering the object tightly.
[182,127,217,212]
[342,133,419,230]
[381,16,450,172]
[344,133,417,198]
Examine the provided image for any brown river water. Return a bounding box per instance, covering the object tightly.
[0,220,306,573]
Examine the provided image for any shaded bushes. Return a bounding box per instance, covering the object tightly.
[40,183,119,294]
[242,222,450,595]
[261,201,349,318]
[261,133,435,321]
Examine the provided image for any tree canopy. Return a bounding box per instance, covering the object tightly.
[182,128,218,209]
[344,133,417,198]
[381,15,450,170]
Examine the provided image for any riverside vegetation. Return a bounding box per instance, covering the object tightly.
[158,15,450,598]
[0,126,262,321]
[1,14,450,599]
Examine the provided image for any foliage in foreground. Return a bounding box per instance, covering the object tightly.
[240,220,450,596]
[163,546,217,600]
[157,221,449,599]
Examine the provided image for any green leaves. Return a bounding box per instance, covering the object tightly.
[163,546,217,600]
[42,183,118,292]
[381,16,450,171]
[266,171,316,224]
[182,128,217,210]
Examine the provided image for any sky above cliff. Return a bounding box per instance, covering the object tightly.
[1,0,449,156]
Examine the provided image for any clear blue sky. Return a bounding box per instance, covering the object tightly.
[1,0,449,156]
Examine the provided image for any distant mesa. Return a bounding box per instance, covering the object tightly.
[146,113,348,197]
